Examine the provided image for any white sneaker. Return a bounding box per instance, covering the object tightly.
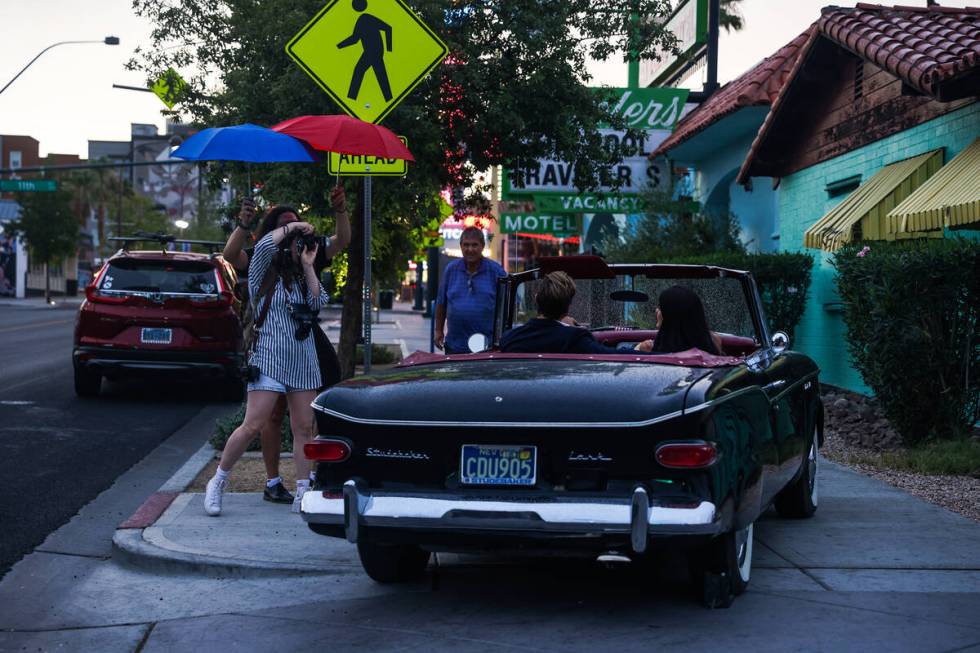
[204,476,227,516]
[292,484,310,514]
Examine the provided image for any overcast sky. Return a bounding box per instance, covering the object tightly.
[0,0,973,158]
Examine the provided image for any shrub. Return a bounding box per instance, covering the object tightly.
[355,343,400,365]
[211,403,293,453]
[665,251,814,339]
[833,239,980,444]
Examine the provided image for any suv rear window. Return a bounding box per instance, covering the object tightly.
[100,259,219,295]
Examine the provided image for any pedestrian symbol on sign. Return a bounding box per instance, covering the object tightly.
[286,0,448,124]
[337,0,394,102]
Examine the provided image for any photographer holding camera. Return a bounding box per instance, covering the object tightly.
[206,186,349,516]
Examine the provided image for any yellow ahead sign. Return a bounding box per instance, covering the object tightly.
[328,136,408,177]
[286,0,448,124]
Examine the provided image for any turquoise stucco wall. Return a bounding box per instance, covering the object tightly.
[778,102,980,394]
[672,107,779,253]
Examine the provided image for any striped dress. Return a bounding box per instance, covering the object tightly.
[248,233,329,391]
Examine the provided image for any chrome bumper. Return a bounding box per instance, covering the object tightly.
[301,479,720,553]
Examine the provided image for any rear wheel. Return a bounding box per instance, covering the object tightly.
[74,366,102,397]
[689,522,753,609]
[357,542,431,583]
[774,429,819,519]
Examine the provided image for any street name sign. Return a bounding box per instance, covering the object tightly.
[327,136,409,176]
[0,179,57,192]
[286,0,448,124]
[151,68,188,109]
[500,213,581,236]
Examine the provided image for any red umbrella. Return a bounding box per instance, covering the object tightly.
[271,115,414,162]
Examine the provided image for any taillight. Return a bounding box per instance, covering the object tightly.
[655,442,718,469]
[304,439,352,462]
[84,285,130,304]
[189,291,234,308]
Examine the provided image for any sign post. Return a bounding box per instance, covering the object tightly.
[287,0,447,373]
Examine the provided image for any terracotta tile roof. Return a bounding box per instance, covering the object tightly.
[737,4,980,185]
[819,3,980,98]
[652,27,814,158]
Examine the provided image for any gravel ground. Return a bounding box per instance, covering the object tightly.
[822,416,980,524]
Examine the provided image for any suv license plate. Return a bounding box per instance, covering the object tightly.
[141,327,172,344]
[460,445,536,486]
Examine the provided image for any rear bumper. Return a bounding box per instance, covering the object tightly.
[301,479,722,553]
[73,346,242,376]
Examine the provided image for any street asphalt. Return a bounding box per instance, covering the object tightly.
[1,299,978,651]
[0,301,220,580]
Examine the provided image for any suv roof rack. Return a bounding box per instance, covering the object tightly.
[108,231,226,254]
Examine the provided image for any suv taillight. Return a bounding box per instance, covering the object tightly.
[84,263,130,304]
[655,442,718,469]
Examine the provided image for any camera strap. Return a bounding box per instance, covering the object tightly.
[245,268,278,359]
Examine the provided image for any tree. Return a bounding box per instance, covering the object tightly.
[720,0,745,33]
[8,188,78,303]
[604,188,744,263]
[130,0,680,377]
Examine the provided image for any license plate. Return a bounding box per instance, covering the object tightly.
[460,444,536,486]
[140,327,172,344]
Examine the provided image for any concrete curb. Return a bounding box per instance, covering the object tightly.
[111,494,346,578]
[112,406,350,578]
[158,442,216,493]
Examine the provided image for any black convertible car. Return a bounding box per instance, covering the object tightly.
[302,256,822,607]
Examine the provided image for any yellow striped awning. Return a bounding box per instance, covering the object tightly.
[803,149,943,252]
[887,138,980,233]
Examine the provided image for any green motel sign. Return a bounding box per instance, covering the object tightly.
[500,213,581,236]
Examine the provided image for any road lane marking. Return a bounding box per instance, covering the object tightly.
[0,318,74,334]
[0,400,35,406]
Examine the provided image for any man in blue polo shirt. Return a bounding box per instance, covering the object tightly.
[434,227,507,354]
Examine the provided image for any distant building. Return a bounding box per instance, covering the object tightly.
[651,30,811,253]
[0,134,41,200]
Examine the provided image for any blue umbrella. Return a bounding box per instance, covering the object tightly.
[171,123,319,162]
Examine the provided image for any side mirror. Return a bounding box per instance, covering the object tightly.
[467,333,489,353]
[771,331,790,354]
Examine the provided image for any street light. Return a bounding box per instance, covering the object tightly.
[174,219,189,230]
[0,37,120,97]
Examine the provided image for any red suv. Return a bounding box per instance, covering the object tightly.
[73,239,244,398]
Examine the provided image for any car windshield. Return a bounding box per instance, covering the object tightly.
[512,272,758,341]
[100,259,219,295]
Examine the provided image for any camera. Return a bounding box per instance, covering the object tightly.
[287,302,320,341]
[241,363,261,382]
[296,233,329,253]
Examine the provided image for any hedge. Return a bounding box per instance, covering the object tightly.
[666,252,814,339]
[833,239,980,444]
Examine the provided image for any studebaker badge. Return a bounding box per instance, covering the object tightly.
[364,447,431,461]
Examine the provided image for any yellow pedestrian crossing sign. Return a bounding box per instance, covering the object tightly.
[151,68,187,110]
[328,136,409,176]
[286,0,448,124]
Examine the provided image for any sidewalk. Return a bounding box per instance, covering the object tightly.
[0,295,84,309]
[323,299,433,357]
[112,432,980,589]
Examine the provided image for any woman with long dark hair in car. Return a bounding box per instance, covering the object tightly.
[652,285,723,355]
[206,190,349,516]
